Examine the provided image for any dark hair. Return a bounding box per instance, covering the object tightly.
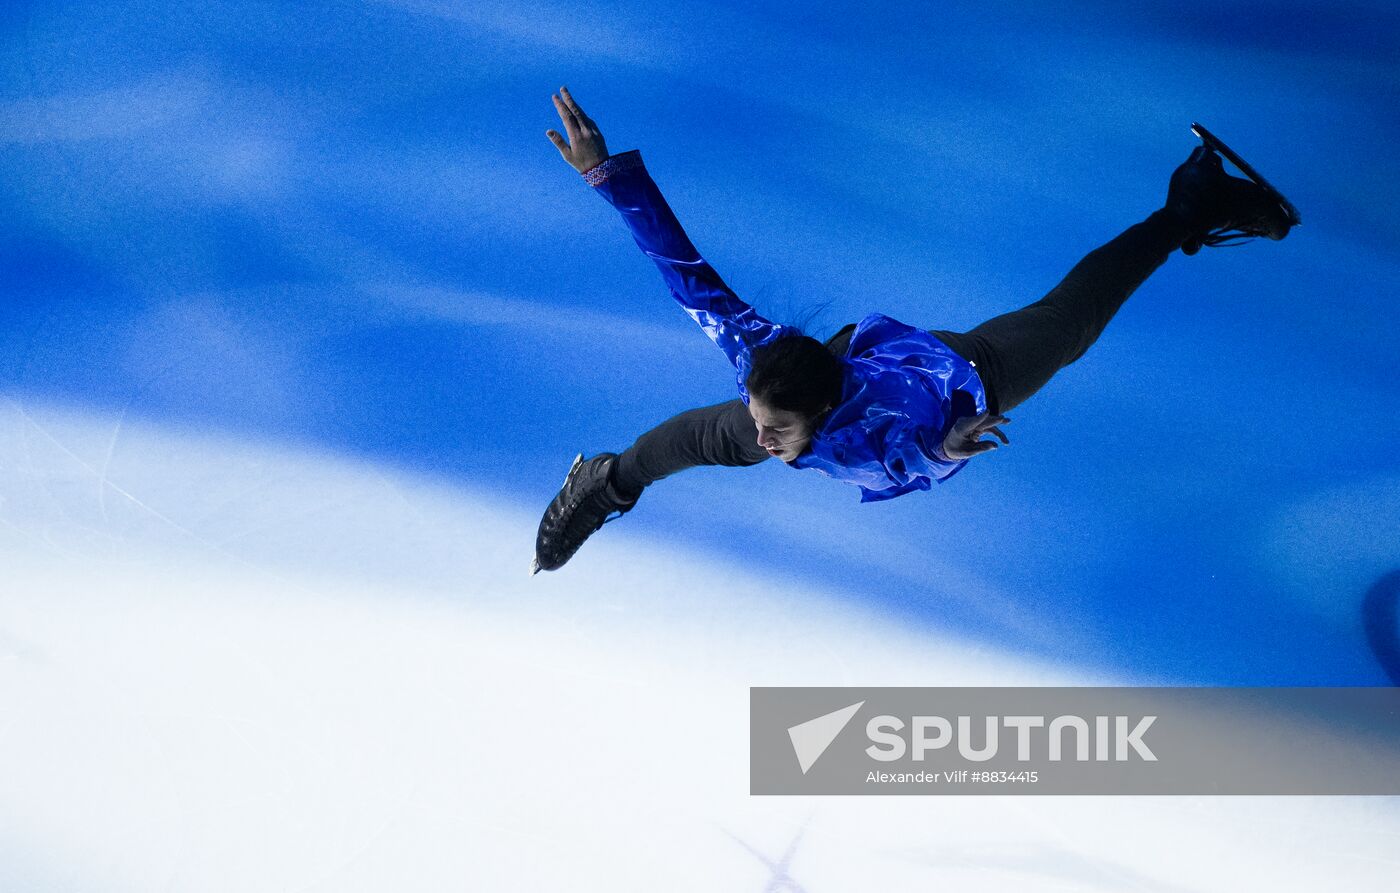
[746,332,844,420]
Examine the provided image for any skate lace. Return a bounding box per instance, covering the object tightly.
[587,493,632,529]
[1199,227,1263,249]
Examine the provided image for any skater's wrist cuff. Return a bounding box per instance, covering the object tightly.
[582,149,643,186]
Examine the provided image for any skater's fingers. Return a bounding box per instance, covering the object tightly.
[558,87,600,137]
[971,439,999,454]
[552,93,581,139]
[545,129,571,156]
[985,426,1009,445]
[552,90,579,121]
[564,91,601,134]
[954,413,987,434]
[560,86,588,121]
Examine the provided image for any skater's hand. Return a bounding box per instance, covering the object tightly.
[941,412,1010,461]
[546,86,609,173]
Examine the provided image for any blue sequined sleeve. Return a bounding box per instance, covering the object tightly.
[583,150,787,397]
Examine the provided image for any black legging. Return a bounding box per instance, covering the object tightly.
[612,209,1187,498]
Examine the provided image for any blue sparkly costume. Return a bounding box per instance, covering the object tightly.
[586,149,987,502]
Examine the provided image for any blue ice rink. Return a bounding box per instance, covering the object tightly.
[3,1,1399,889]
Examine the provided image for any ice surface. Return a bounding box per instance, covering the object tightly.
[3,398,1398,892]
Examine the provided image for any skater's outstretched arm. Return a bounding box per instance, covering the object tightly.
[546,87,784,373]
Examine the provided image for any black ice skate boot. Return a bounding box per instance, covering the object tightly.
[531,452,638,574]
[1166,123,1301,256]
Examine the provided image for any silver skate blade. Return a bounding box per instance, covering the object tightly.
[1190,121,1301,227]
[564,453,583,486]
[529,558,541,576]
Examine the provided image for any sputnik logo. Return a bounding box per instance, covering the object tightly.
[786,701,864,774]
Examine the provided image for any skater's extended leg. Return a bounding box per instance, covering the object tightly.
[611,398,770,499]
[933,208,1188,413]
[533,399,768,573]
[930,133,1296,414]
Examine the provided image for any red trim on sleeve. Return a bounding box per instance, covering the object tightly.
[582,150,643,186]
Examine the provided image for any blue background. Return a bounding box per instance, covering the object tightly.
[3,0,1397,683]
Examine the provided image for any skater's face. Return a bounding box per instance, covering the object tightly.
[748,397,818,462]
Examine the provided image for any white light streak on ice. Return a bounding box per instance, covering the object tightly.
[2,398,1399,892]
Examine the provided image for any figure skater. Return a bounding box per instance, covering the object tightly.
[533,87,1297,574]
